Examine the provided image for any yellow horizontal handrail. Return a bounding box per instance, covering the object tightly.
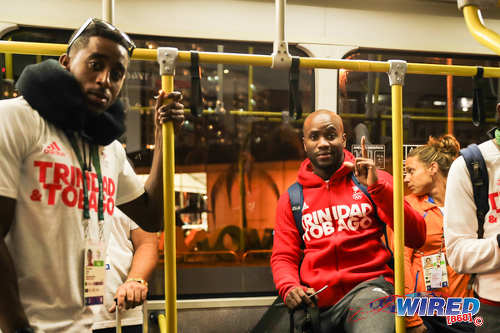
[340,112,496,123]
[131,105,482,117]
[396,115,495,123]
[241,249,272,262]
[205,110,308,117]
[159,250,240,263]
[3,40,500,77]
[129,106,309,118]
[129,105,495,124]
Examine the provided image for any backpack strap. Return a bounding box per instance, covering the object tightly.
[351,174,395,264]
[288,182,305,248]
[461,144,490,239]
[460,144,490,290]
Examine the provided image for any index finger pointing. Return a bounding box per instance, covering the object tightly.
[361,136,367,158]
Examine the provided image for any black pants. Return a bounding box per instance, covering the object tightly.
[476,301,500,333]
[293,276,395,333]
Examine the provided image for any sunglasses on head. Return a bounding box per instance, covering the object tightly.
[67,18,136,56]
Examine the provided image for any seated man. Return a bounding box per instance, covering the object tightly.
[271,109,426,333]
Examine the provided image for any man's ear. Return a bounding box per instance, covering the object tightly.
[303,137,306,152]
[342,133,347,148]
[59,53,70,70]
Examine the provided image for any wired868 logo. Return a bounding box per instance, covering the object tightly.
[396,297,483,327]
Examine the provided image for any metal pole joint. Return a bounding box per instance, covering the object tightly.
[457,0,497,10]
[158,47,179,76]
[271,41,292,69]
[388,60,407,86]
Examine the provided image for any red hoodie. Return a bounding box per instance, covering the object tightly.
[271,150,426,308]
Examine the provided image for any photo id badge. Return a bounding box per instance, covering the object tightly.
[421,253,448,290]
[84,240,105,306]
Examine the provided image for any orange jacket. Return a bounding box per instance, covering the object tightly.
[390,194,472,328]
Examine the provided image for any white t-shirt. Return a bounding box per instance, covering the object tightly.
[91,209,143,329]
[444,139,500,301]
[0,97,145,332]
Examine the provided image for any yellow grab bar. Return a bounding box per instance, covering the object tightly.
[4,40,500,77]
[463,5,500,56]
[162,75,178,333]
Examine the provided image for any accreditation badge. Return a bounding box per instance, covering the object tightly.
[84,240,105,306]
[421,252,449,290]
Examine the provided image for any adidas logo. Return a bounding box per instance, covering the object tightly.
[302,201,309,211]
[42,141,65,157]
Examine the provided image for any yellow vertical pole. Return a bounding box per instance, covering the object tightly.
[248,46,254,111]
[158,47,179,333]
[374,54,383,138]
[162,74,177,333]
[388,60,407,333]
[392,83,406,333]
[5,37,13,80]
[446,58,454,135]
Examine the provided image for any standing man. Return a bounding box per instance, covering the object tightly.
[271,109,426,332]
[444,104,500,332]
[92,209,158,333]
[0,18,183,332]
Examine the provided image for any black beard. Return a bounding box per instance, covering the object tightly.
[306,149,344,179]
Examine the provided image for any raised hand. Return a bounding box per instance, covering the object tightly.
[352,136,378,187]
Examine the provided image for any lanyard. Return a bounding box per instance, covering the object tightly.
[67,133,104,240]
[91,144,104,222]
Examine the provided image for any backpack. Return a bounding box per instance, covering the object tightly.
[460,143,490,290]
[288,173,393,261]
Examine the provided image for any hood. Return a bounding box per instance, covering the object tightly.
[297,149,355,187]
[15,59,125,145]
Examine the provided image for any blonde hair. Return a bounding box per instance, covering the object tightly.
[407,134,460,177]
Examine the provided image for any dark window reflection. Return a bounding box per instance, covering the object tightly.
[339,49,499,173]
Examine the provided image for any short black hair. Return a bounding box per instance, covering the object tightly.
[67,20,134,57]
